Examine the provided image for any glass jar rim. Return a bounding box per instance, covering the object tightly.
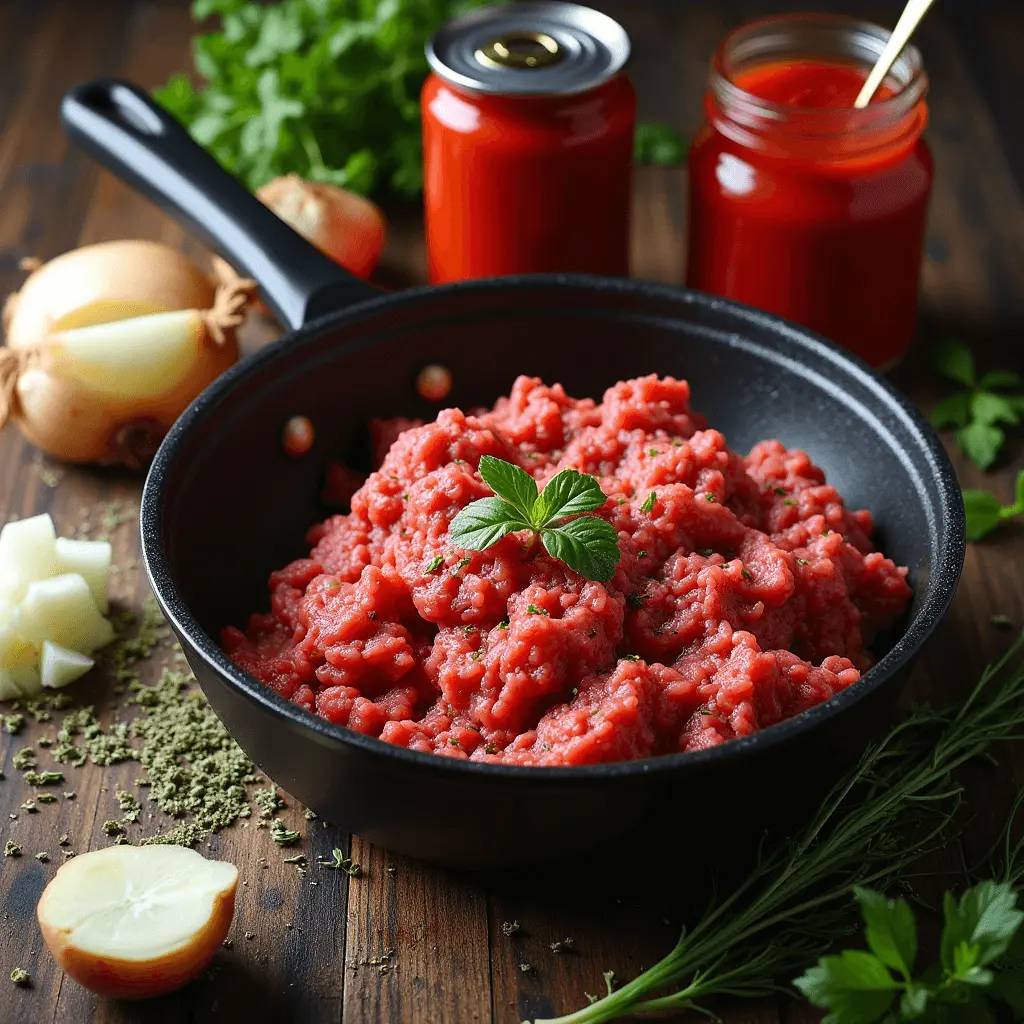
[710,13,928,137]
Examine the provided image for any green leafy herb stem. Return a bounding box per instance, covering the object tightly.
[930,339,1024,471]
[448,456,620,582]
[963,470,1024,542]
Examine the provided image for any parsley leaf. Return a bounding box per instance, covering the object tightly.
[941,882,1024,976]
[854,886,917,979]
[930,393,972,430]
[930,338,976,388]
[957,422,1004,471]
[929,340,1024,470]
[963,471,1024,542]
[794,949,899,1023]
[634,122,687,166]
[448,457,621,582]
[156,0,493,196]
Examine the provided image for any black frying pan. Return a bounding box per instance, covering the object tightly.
[61,80,965,870]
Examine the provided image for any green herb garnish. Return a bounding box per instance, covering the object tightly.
[319,847,361,876]
[9,968,30,987]
[930,338,1024,470]
[156,0,493,196]
[424,554,444,574]
[795,882,1024,1022]
[270,818,301,846]
[640,492,656,514]
[526,604,549,617]
[634,122,687,166]
[963,470,1024,542]
[448,456,620,582]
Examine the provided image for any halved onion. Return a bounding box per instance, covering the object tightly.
[38,845,239,1000]
[1,242,254,467]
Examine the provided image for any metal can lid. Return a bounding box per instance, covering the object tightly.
[426,2,631,97]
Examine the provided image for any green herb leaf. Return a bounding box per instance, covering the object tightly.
[449,497,529,551]
[957,422,1005,471]
[634,122,687,166]
[532,468,608,526]
[963,489,1007,542]
[156,0,493,195]
[971,391,1020,428]
[854,887,917,979]
[542,518,621,583]
[930,338,976,388]
[793,950,898,1023]
[424,554,444,574]
[641,492,656,514]
[447,457,621,581]
[931,393,972,430]
[477,455,539,522]
[979,370,1023,391]
[941,882,1024,974]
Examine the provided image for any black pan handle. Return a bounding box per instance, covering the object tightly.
[61,79,378,331]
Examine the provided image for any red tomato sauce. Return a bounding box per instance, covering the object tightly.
[735,61,893,108]
[223,377,911,766]
[687,56,932,368]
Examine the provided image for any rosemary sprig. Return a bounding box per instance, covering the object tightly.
[535,635,1024,1024]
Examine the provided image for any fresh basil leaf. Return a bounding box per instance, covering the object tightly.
[449,497,530,551]
[941,882,1024,975]
[930,339,976,388]
[854,887,918,979]
[533,468,608,526]
[971,391,1020,428]
[477,456,539,523]
[979,370,1023,391]
[957,422,1004,471]
[793,950,899,1024]
[963,489,1009,542]
[635,122,687,166]
[542,517,621,583]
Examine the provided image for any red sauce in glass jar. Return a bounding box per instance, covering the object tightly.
[423,3,635,284]
[686,15,933,368]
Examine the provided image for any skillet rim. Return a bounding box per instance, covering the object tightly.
[142,274,966,784]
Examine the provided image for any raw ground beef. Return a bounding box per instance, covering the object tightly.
[223,375,912,766]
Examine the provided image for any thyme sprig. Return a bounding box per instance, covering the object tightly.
[535,635,1024,1024]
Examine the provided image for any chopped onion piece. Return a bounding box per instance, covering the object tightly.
[54,538,112,613]
[41,641,95,690]
[17,574,114,654]
[0,513,57,603]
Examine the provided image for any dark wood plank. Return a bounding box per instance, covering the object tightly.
[342,844,492,1024]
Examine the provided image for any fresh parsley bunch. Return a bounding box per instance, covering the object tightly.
[156,0,491,195]
[930,339,1024,471]
[448,456,621,582]
[795,883,1024,1023]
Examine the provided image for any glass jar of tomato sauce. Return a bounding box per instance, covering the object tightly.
[686,15,932,369]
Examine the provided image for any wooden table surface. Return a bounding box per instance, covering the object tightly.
[2,1,1024,1022]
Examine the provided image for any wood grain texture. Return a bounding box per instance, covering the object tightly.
[1,2,1023,1023]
